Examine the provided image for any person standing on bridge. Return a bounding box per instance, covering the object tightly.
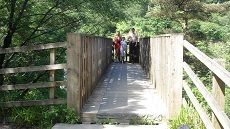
[113,31,122,62]
[120,37,127,63]
[127,28,138,63]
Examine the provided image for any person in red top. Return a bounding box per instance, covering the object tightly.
[113,31,122,62]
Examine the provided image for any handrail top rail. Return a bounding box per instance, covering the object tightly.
[68,33,111,40]
[0,63,66,74]
[183,62,230,128]
[0,42,67,54]
[183,40,230,87]
[152,33,184,38]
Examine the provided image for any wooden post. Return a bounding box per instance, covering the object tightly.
[49,48,55,99]
[92,37,96,89]
[82,36,86,106]
[151,37,156,88]
[165,36,170,111]
[67,33,82,114]
[88,37,92,96]
[155,37,161,96]
[162,37,167,104]
[212,59,225,129]
[167,34,183,119]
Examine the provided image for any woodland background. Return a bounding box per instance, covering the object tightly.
[0,0,229,128]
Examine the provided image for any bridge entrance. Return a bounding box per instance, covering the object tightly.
[81,63,166,123]
[1,33,229,128]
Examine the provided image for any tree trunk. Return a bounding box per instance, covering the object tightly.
[183,17,188,34]
[0,34,13,85]
[183,17,189,40]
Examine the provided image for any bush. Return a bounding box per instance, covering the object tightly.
[10,105,80,129]
[169,106,205,129]
[129,115,159,125]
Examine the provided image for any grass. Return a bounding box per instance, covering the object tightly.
[96,118,119,125]
[169,106,205,129]
[8,105,81,129]
[129,115,160,125]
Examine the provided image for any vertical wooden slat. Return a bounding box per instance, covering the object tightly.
[107,39,109,66]
[159,37,163,99]
[165,36,171,114]
[212,59,225,129]
[155,37,160,95]
[49,48,55,99]
[88,37,92,95]
[67,33,82,114]
[95,38,98,82]
[139,38,143,66]
[167,34,183,118]
[151,37,156,88]
[92,37,96,88]
[98,38,102,78]
[82,36,86,105]
[95,37,97,88]
[102,38,105,73]
[80,36,84,108]
[161,37,164,100]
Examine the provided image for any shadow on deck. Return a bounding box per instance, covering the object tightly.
[81,63,167,124]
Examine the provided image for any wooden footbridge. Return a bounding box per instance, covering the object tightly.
[1,33,230,128]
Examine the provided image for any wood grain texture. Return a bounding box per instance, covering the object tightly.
[184,40,230,87]
[183,62,230,129]
[0,64,66,74]
[0,42,67,54]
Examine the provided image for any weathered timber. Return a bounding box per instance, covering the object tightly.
[67,33,113,115]
[183,40,230,87]
[1,99,66,107]
[183,62,230,129]
[212,59,225,129]
[139,34,183,119]
[183,81,215,129]
[0,81,66,91]
[67,33,82,114]
[0,64,66,74]
[49,48,55,99]
[0,42,67,54]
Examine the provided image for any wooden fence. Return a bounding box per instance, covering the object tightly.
[2,32,229,127]
[0,42,67,107]
[139,34,184,119]
[0,33,113,115]
[140,34,230,128]
[67,33,113,114]
[183,40,230,129]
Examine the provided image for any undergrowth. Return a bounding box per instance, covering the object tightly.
[129,115,160,125]
[169,106,205,129]
[7,105,80,129]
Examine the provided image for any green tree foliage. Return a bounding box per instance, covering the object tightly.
[1,0,230,128]
[0,0,138,88]
[145,0,230,125]
[147,0,207,35]
[0,0,142,128]
[115,0,183,37]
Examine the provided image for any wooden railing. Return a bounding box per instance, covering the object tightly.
[183,40,230,129]
[139,34,184,119]
[139,37,150,78]
[140,34,230,128]
[66,33,113,114]
[0,33,113,115]
[0,42,67,107]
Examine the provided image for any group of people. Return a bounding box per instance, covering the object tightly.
[113,28,139,63]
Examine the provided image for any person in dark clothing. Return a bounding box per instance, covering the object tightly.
[127,28,138,63]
